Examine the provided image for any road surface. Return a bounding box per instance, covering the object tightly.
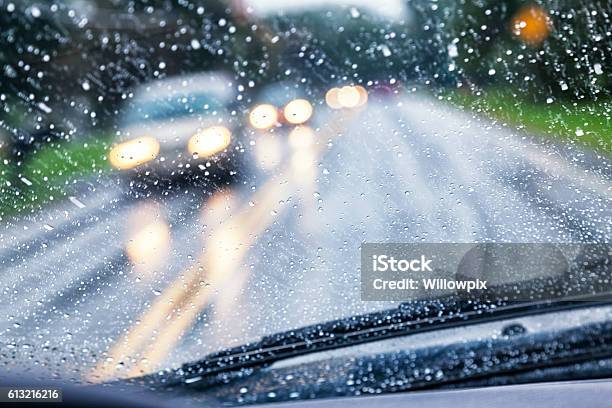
[0,93,610,382]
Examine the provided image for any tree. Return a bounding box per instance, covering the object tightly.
[408,0,611,101]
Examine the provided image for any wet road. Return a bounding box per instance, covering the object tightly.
[1,93,610,382]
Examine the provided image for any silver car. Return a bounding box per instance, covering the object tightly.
[109,71,239,181]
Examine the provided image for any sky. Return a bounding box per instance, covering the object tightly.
[243,0,408,20]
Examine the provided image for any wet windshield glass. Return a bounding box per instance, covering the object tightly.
[123,94,225,125]
[0,0,610,388]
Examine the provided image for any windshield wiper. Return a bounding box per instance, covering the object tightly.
[136,247,611,387]
[153,288,612,387]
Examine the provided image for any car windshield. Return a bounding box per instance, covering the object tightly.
[123,93,226,125]
[0,0,610,396]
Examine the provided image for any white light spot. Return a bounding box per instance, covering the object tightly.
[37,102,52,113]
[69,196,86,209]
[380,45,392,57]
[594,63,603,75]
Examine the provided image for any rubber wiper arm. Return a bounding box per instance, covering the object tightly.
[167,291,612,385]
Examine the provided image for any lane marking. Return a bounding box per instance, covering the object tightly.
[90,109,359,381]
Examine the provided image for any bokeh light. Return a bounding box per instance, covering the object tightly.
[249,104,279,129]
[188,126,232,157]
[109,136,160,170]
[511,5,551,46]
[283,99,313,124]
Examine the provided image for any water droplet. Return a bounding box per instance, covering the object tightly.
[69,196,86,209]
[594,63,603,75]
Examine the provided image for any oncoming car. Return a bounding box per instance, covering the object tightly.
[248,82,315,131]
[108,72,240,184]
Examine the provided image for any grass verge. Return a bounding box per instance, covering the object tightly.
[0,135,112,221]
[441,89,611,156]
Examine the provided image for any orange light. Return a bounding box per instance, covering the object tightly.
[337,86,361,108]
[511,5,551,46]
[249,104,278,129]
[188,126,232,157]
[109,137,160,170]
[325,88,343,109]
[283,99,313,125]
[354,85,368,107]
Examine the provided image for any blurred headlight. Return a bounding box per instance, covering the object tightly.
[325,88,342,109]
[354,85,368,107]
[109,137,160,170]
[337,86,361,108]
[188,126,232,158]
[249,104,278,129]
[326,86,367,109]
[283,99,313,125]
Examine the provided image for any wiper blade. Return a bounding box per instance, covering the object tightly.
[145,245,611,386]
[161,284,612,386]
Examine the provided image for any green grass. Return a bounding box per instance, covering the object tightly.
[440,89,612,156]
[0,135,112,221]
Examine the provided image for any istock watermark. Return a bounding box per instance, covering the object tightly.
[372,255,433,272]
[364,246,488,299]
[369,253,487,292]
[361,243,611,302]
